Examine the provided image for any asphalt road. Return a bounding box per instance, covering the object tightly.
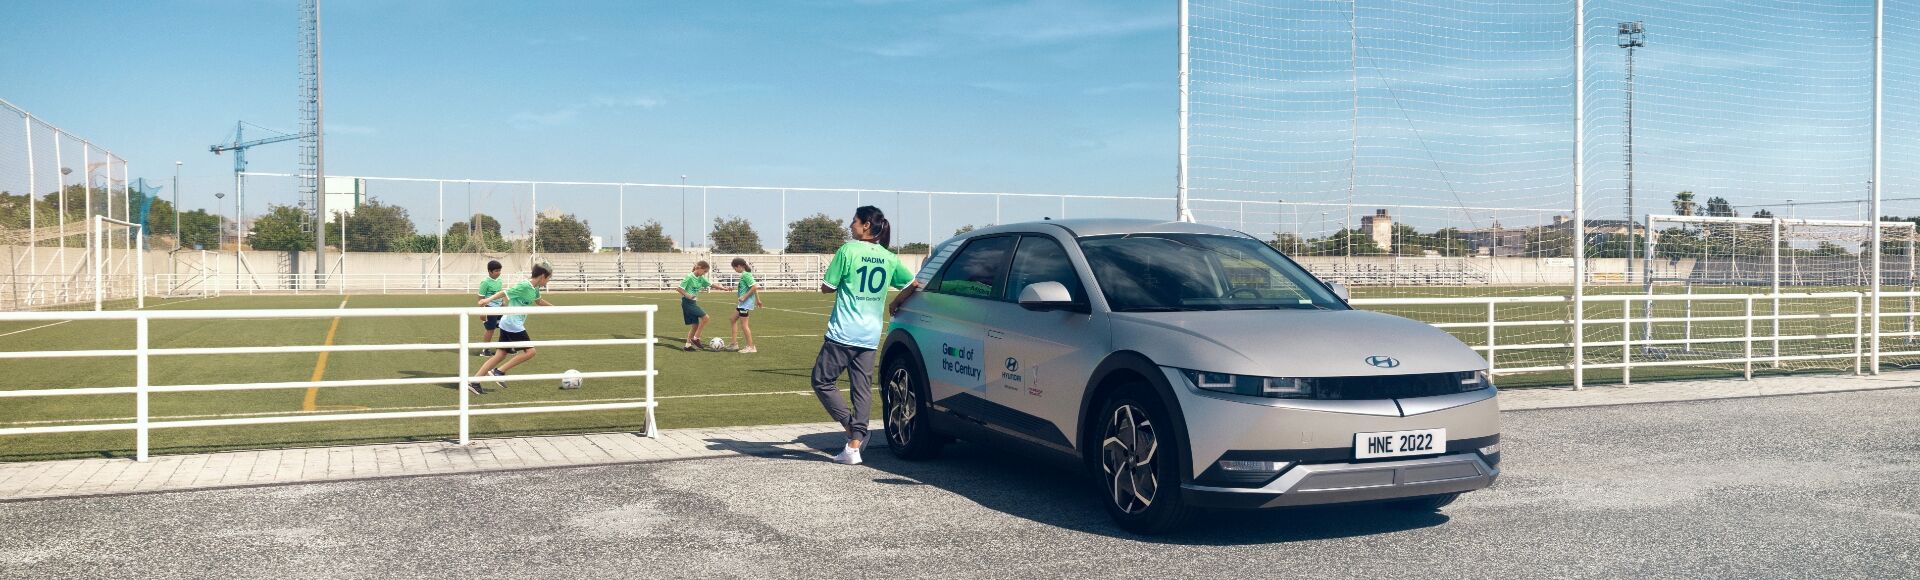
[3,388,1917,579]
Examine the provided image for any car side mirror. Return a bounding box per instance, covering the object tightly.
[1327,282,1351,301]
[1017,281,1078,311]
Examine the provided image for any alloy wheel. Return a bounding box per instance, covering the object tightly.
[885,367,916,447]
[1101,403,1159,514]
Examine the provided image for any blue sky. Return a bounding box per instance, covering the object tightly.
[2,0,1174,241]
[2,0,1913,245]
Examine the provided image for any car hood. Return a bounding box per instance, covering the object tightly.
[1109,308,1486,377]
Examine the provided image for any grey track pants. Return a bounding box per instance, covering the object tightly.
[811,339,876,446]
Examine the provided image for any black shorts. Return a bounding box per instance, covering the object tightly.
[483,315,501,330]
[735,308,750,318]
[500,329,532,353]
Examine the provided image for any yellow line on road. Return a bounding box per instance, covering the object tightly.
[302,296,350,412]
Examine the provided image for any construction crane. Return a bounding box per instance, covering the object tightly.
[210,121,307,246]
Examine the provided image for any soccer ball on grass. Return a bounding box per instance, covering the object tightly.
[709,337,727,350]
[560,369,583,390]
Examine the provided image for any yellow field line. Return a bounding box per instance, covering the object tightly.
[302,296,350,412]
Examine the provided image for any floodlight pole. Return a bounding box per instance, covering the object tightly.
[1175,0,1194,223]
[1618,22,1644,284]
[172,161,182,250]
[1870,0,1884,373]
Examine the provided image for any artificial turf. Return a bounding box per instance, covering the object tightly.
[1,284,1907,461]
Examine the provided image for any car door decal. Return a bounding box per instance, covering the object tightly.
[923,329,988,392]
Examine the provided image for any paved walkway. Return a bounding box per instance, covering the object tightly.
[4,371,1917,502]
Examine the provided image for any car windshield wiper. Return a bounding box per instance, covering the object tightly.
[1224,304,1322,311]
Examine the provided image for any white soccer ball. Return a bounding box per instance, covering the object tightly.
[709,337,727,350]
[560,369,583,390]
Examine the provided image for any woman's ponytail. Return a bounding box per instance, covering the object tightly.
[855,205,891,249]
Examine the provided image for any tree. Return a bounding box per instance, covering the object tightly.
[1672,191,1697,216]
[326,198,416,252]
[1269,233,1308,255]
[249,204,314,251]
[1753,209,1775,219]
[1704,196,1736,218]
[710,216,763,254]
[896,242,931,254]
[536,213,594,253]
[787,213,847,254]
[177,209,222,250]
[1309,228,1385,256]
[625,220,676,252]
[447,213,502,238]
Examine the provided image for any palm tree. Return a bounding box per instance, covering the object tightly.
[1672,191,1697,216]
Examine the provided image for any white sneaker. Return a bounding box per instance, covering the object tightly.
[739,346,757,354]
[830,447,863,465]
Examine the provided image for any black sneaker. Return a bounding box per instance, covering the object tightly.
[489,369,509,389]
[466,382,483,395]
[478,349,496,357]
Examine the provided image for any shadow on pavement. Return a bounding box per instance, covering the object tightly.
[707,429,1451,545]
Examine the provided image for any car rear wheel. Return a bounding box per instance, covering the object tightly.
[881,354,946,460]
[1095,386,1193,534]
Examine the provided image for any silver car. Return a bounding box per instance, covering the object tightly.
[880,219,1500,533]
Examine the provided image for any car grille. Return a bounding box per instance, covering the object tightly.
[1311,371,1478,400]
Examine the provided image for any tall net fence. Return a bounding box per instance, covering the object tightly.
[0,99,139,311]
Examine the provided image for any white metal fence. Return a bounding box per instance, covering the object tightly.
[0,304,658,461]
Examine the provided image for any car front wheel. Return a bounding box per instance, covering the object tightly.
[881,354,946,459]
[1095,386,1192,534]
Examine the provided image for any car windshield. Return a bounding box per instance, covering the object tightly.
[1077,233,1348,312]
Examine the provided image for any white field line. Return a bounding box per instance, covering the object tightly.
[0,320,71,339]
[0,390,817,427]
[0,296,222,338]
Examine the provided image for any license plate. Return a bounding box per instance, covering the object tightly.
[1354,428,1446,459]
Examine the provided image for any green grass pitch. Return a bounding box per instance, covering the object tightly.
[1,284,1909,461]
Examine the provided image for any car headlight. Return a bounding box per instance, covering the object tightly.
[1181,370,1318,399]
[1461,370,1494,392]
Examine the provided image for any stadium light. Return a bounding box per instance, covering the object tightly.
[1619,22,1644,282]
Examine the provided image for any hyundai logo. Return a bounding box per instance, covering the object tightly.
[1005,357,1019,372]
[1365,355,1400,369]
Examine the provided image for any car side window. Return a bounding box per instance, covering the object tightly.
[1004,235,1086,303]
[930,236,1016,300]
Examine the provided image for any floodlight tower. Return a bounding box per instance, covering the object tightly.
[1619,22,1645,281]
[299,0,326,284]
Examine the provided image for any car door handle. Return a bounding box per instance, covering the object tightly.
[987,330,1006,339]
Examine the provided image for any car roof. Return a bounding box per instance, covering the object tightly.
[965,218,1249,239]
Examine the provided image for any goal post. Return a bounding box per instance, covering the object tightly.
[1642,214,1915,371]
[93,214,144,311]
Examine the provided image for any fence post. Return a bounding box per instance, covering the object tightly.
[1621,300,1632,385]
[1771,217,1782,366]
[93,216,102,311]
[1743,296,1754,380]
[644,308,657,438]
[1854,293,1865,375]
[136,316,150,462]
[1485,301,1496,375]
[458,313,471,445]
[1683,287,1694,352]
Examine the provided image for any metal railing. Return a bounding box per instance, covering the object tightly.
[1351,291,1920,383]
[0,304,658,461]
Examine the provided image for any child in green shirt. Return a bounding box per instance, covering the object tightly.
[729,257,762,354]
[470,264,553,393]
[677,261,721,351]
[475,260,504,357]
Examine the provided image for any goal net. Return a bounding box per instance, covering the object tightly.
[0,216,144,311]
[1638,215,1916,372]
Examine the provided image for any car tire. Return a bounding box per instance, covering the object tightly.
[1093,386,1193,534]
[1390,493,1459,512]
[881,353,946,460]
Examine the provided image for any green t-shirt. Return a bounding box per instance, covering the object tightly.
[679,273,712,296]
[478,276,503,307]
[499,280,541,332]
[737,271,758,310]
[823,241,912,349]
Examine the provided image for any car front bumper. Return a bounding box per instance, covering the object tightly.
[1180,452,1499,510]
